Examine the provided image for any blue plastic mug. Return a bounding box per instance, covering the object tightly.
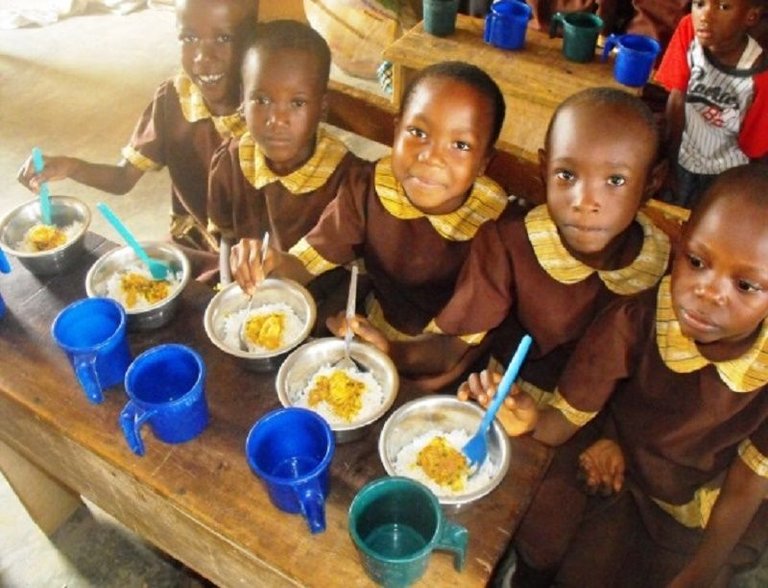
[51,297,132,404]
[484,0,532,50]
[245,407,335,534]
[602,33,661,87]
[0,246,9,319]
[348,476,468,586]
[121,344,208,456]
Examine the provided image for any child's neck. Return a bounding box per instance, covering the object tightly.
[696,326,762,363]
[563,220,643,271]
[708,33,750,68]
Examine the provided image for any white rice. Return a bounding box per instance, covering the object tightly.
[17,221,82,252]
[221,302,304,353]
[392,428,497,498]
[293,363,384,426]
[105,261,182,311]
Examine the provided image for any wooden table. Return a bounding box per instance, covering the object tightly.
[0,233,551,587]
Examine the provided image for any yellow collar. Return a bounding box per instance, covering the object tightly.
[374,156,507,241]
[173,73,246,139]
[525,205,670,295]
[238,127,349,193]
[656,276,768,392]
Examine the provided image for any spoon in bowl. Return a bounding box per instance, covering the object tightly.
[31,147,53,226]
[462,334,533,470]
[333,263,366,372]
[239,231,270,351]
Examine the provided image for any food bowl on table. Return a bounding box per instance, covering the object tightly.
[276,337,399,443]
[0,195,91,275]
[85,242,190,331]
[204,279,316,372]
[379,396,511,510]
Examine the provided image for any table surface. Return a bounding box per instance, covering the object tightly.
[0,233,551,587]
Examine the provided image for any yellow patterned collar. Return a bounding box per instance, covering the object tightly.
[173,73,246,139]
[525,204,670,295]
[656,276,768,392]
[238,127,349,193]
[373,156,507,241]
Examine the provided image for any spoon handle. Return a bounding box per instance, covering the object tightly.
[344,264,359,354]
[479,334,533,434]
[31,147,52,225]
[96,202,152,266]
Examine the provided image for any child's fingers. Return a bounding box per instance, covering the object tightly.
[324,311,345,337]
[350,317,390,354]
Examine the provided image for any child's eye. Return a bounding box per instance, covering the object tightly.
[216,33,234,43]
[253,95,270,106]
[407,127,427,139]
[717,2,731,9]
[687,253,705,269]
[737,279,763,293]
[453,141,471,152]
[179,33,198,44]
[554,169,575,182]
[291,98,307,108]
[607,175,626,187]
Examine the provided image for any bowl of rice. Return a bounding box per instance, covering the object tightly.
[203,279,316,372]
[85,242,190,330]
[276,337,399,443]
[0,195,90,275]
[378,396,511,510]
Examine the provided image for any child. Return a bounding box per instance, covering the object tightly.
[435,87,671,404]
[655,0,768,209]
[207,20,365,258]
[465,163,768,587]
[17,0,257,282]
[231,61,509,370]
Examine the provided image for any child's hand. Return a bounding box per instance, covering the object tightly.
[229,236,271,295]
[457,369,538,436]
[17,154,76,192]
[326,312,391,355]
[578,438,625,496]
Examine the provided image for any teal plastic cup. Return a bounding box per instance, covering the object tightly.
[549,11,604,63]
[423,0,460,37]
[348,476,468,586]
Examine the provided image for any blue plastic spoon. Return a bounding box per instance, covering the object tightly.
[31,147,53,225]
[462,334,533,469]
[97,202,170,280]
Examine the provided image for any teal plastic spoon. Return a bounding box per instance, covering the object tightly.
[97,202,170,280]
[31,147,53,225]
[462,334,533,469]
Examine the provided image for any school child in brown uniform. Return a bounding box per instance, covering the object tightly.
[231,62,508,375]
[207,20,364,256]
[465,164,768,587]
[17,0,257,282]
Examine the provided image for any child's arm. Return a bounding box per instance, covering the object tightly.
[669,458,768,587]
[18,154,144,195]
[664,89,685,164]
[229,238,313,295]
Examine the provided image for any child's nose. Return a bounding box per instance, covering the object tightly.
[571,186,599,212]
[695,280,726,305]
[416,143,443,164]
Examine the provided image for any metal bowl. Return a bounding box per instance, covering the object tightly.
[276,337,399,443]
[203,279,316,372]
[0,195,91,275]
[85,242,190,330]
[378,396,510,510]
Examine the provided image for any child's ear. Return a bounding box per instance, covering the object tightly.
[479,146,495,177]
[746,6,761,26]
[644,158,669,202]
[321,92,329,120]
[538,148,548,185]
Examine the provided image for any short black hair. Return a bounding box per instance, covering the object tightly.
[241,20,332,88]
[544,87,661,157]
[692,162,768,220]
[400,61,506,151]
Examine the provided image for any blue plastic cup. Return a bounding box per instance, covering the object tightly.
[602,33,661,87]
[245,407,335,534]
[120,344,208,456]
[484,0,532,50]
[51,297,132,404]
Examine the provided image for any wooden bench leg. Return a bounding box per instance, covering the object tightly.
[0,439,82,536]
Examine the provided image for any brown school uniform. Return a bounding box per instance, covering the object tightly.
[207,127,362,250]
[289,156,508,339]
[122,73,246,254]
[432,204,671,400]
[524,277,768,586]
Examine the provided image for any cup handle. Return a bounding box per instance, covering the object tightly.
[298,486,326,534]
[549,12,564,38]
[483,13,496,43]
[74,353,104,404]
[119,401,155,456]
[436,520,469,571]
[602,34,618,62]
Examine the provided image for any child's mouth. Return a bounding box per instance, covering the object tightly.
[196,73,225,86]
[678,307,717,334]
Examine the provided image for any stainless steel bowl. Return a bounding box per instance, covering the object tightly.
[378,396,511,510]
[203,279,316,372]
[0,195,91,275]
[276,337,399,443]
[85,242,190,330]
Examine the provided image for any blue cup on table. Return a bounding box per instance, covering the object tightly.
[484,0,532,50]
[0,246,9,318]
[51,297,132,404]
[602,33,661,87]
[120,344,208,456]
[245,407,335,534]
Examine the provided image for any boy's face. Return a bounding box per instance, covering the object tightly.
[391,77,494,215]
[671,189,768,348]
[540,102,659,269]
[691,0,760,58]
[242,47,327,175]
[176,0,248,114]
